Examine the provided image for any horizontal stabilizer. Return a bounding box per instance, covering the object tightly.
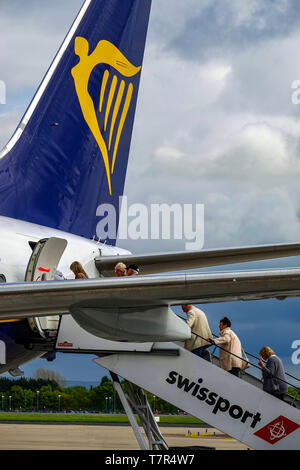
[95,242,300,276]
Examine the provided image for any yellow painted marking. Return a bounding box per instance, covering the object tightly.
[104,75,117,132]
[111,82,133,174]
[185,433,234,439]
[109,80,125,150]
[71,38,141,195]
[99,69,109,112]
[0,319,23,323]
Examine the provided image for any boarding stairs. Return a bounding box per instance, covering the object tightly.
[209,347,300,408]
[56,315,300,450]
[95,343,300,450]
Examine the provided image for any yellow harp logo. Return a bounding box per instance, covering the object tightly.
[71,37,141,195]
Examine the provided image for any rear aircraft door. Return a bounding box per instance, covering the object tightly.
[25,237,68,338]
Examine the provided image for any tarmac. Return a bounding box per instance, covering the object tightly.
[0,423,250,450]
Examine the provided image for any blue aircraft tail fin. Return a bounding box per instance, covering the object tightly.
[0,0,152,244]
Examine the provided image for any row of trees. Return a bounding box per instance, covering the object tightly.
[0,375,178,414]
[3,371,297,413]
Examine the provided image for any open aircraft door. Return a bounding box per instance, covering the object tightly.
[25,237,68,338]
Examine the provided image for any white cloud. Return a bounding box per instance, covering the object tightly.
[208,122,300,180]
[155,146,185,162]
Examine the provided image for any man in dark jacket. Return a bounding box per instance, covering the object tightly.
[258,346,288,400]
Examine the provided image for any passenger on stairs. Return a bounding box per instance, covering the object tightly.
[126,264,140,276]
[258,346,288,401]
[208,317,243,378]
[70,261,89,279]
[182,305,212,362]
[54,269,66,280]
[114,262,127,277]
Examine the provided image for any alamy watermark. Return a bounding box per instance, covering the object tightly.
[291,84,300,366]
[291,80,300,104]
[291,340,300,365]
[0,80,6,105]
[96,196,204,250]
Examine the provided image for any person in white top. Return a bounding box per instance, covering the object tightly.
[208,317,243,377]
[182,304,212,362]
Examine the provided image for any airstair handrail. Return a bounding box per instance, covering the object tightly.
[205,331,300,398]
[211,333,300,386]
[177,314,300,400]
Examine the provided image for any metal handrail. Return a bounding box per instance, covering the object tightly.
[196,331,300,404]
[211,334,300,386]
[177,314,300,405]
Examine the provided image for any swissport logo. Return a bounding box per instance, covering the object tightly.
[254,415,300,445]
[166,370,262,428]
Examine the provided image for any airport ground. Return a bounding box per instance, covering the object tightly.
[0,423,249,450]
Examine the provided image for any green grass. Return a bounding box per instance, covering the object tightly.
[159,415,205,425]
[0,412,205,425]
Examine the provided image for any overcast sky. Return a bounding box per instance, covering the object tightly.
[0,0,300,387]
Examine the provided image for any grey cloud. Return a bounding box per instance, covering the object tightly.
[168,0,300,61]
[0,0,83,27]
[153,120,300,181]
[0,108,23,149]
[216,31,300,117]
[0,0,83,147]
[0,0,83,89]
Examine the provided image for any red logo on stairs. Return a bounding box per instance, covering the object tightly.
[254,415,300,445]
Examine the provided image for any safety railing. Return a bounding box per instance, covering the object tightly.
[203,332,299,407]
[177,315,300,407]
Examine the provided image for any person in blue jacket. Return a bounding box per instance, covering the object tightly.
[258,346,288,400]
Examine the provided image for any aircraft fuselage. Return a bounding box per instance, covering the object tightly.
[0,215,130,375]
